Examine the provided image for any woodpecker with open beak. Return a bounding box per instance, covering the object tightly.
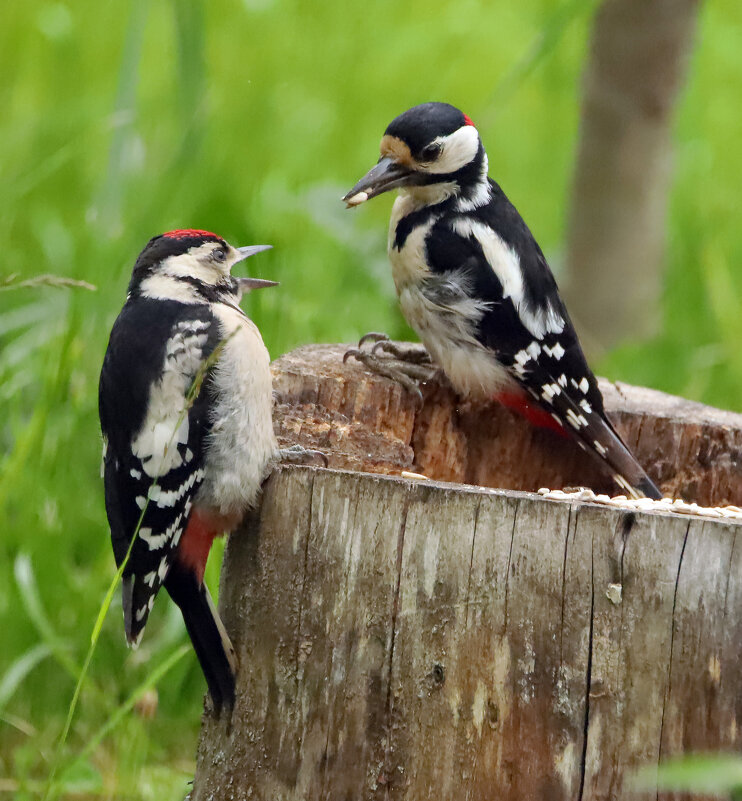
[99,229,281,714]
[343,103,661,500]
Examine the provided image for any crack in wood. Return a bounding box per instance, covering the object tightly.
[382,488,411,797]
[293,470,316,754]
[655,518,692,796]
[464,497,482,630]
[502,499,519,632]
[577,523,595,801]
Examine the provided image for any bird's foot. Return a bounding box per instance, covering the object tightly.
[344,333,437,406]
[275,443,328,468]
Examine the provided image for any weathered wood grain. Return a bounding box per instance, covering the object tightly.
[192,467,742,801]
[271,344,742,506]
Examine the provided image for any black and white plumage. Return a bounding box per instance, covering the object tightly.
[99,229,278,713]
[343,102,661,500]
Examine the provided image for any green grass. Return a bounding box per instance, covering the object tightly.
[2,0,741,797]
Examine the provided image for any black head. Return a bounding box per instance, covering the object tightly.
[385,102,474,158]
[127,229,276,303]
[343,102,486,207]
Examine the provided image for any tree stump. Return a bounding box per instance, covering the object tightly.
[271,344,742,506]
[191,345,742,800]
[192,468,741,801]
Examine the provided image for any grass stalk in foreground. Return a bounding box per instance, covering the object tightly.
[42,333,235,800]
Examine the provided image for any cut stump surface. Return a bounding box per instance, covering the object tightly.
[272,344,742,506]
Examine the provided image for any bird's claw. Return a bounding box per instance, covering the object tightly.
[344,333,437,408]
[358,331,391,348]
[370,339,432,365]
[343,347,362,364]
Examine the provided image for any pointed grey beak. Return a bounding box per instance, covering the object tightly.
[234,244,273,264]
[342,157,416,207]
[232,245,277,296]
[236,276,279,293]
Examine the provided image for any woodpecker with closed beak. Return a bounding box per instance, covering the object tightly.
[343,102,661,500]
[99,229,281,714]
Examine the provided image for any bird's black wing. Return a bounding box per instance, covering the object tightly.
[99,298,220,644]
[422,184,660,499]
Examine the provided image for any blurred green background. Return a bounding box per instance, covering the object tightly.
[1,0,741,798]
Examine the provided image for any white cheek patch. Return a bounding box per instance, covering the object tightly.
[425,126,481,175]
[159,246,223,285]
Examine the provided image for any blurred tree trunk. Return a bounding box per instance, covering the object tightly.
[564,0,700,353]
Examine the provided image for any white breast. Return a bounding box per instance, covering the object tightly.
[398,284,514,400]
[197,302,277,518]
[388,196,438,293]
[389,199,515,400]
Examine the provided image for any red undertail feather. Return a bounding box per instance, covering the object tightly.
[494,391,568,437]
[178,508,219,585]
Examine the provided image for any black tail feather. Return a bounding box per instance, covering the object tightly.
[635,474,663,501]
[164,562,237,715]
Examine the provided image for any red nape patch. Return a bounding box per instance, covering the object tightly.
[177,509,221,585]
[494,391,568,437]
[463,113,476,127]
[163,228,219,240]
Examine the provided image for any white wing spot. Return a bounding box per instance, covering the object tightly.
[135,496,146,510]
[146,469,204,509]
[136,604,149,622]
[130,468,142,480]
[172,525,184,547]
[594,440,608,456]
[143,571,157,587]
[558,374,568,387]
[613,474,634,494]
[565,409,588,430]
[157,556,169,581]
[580,399,592,414]
[579,377,590,394]
[547,342,565,360]
[526,341,541,360]
[139,526,168,550]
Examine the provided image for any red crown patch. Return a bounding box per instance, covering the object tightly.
[163,229,219,240]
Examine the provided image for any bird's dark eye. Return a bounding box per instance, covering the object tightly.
[420,144,442,161]
[212,247,227,262]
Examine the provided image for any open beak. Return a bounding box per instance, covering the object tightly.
[235,276,278,293]
[342,157,415,207]
[233,245,278,294]
[234,244,273,264]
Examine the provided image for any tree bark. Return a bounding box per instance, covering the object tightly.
[564,0,700,351]
[272,344,742,507]
[191,467,742,801]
